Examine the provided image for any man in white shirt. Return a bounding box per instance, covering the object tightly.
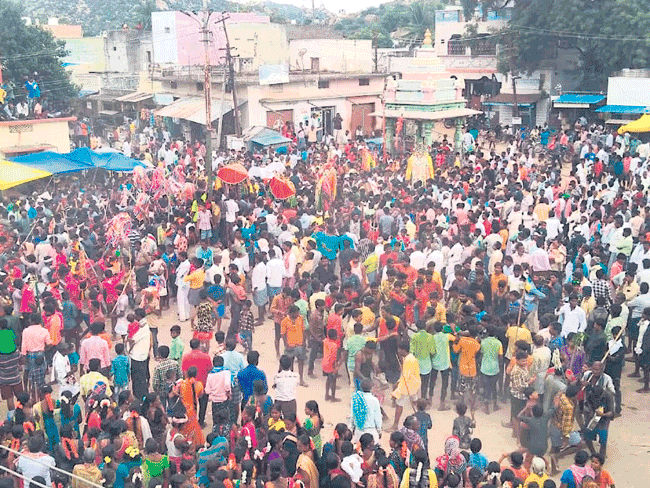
[129,308,151,398]
[557,294,587,337]
[409,243,426,270]
[273,355,299,416]
[266,249,284,295]
[282,241,297,288]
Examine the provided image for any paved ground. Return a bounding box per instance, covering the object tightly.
[151,312,650,487]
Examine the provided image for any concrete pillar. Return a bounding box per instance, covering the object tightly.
[454,117,464,154]
[423,121,434,147]
[386,118,396,156]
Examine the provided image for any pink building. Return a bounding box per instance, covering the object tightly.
[151,11,270,67]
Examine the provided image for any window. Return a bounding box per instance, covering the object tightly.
[310,57,320,73]
[448,35,465,55]
[164,27,170,33]
[170,81,177,89]
[196,82,204,92]
[318,79,329,89]
[358,78,370,86]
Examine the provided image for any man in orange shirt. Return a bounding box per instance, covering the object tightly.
[281,305,308,386]
[452,325,481,412]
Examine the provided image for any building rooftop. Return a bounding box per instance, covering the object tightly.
[286,25,345,41]
[42,24,83,39]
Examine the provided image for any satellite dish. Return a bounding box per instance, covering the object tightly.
[298,48,308,56]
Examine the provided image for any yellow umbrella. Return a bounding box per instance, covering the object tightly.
[0,160,52,190]
[618,113,650,134]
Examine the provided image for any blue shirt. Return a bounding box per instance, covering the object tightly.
[237,365,267,402]
[111,355,131,387]
[222,350,246,382]
[469,452,488,472]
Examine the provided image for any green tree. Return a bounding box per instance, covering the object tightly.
[0,0,77,102]
[136,1,159,31]
[472,0,650,89]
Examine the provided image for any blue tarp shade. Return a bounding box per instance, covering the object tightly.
[12,148,145,174]
[555,94,605,104]
[365,137,383,149]
[11,151,94,174]
[250,128,291,147]
[596,105,647,114]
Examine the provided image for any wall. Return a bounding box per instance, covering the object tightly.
[289,39,373,73]
[0,118,74,155]
[229,23,289,72]
[607,77,650,107]
[246,76,382,132]
[61,37,106,89]
[152,12,271,66]
[433,7,509,57]
[151,11,178,64]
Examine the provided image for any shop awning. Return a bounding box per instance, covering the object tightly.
[0,160,52,190]
[11,148,146,175]
[482,93,542,107]
[155,97,245,125]
[115,91,153,103]
[596,105,647,114]
[369,107,482,121]
[553,93,605,109]
[617,114,650,134]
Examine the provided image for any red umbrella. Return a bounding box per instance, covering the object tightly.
[269,176,296,200]
[216,163,248,184]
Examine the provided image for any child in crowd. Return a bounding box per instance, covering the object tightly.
[414,398,432,451]
[322,329,340,402]
[239,299,255,352]
[452,402,476,449]
[110,343,130,395]
[468,438,488,473]
[169,325,184,364]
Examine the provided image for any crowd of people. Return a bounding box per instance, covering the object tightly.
[0,119,644,488]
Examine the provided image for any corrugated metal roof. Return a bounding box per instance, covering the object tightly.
[595,105,647,114]
[155,97,244,125]
[115,92,153,103]
[482,93,542,106]
[554,93,605,104]
[369,107,482,121]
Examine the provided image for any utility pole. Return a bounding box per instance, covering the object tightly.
[372,31,378,73]
[218,16,240,136]
[215,69,227,152]
[186,2,229,198]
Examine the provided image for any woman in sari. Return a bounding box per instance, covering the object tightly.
[295,434,320,488]
[561,333,586,376]
[303,400,323,455]
[401,449,438,488]
[367,448,400,488]
[435,436,466,487]
[175,366,205,446]
[319,423,350,487]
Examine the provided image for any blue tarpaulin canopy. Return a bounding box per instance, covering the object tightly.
[554,94,605,105]
[12,148,146,174]
[250,128,291,147]
[595,105,647,114]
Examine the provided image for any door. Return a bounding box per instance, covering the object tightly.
[266,109,293,131]
[350,103,375,138]
[311,106,334,138]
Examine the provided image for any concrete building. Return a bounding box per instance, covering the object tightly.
[151,11,286,71]
[0,118,75,157]
[289,39,373,73]
[595,71,650,128]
